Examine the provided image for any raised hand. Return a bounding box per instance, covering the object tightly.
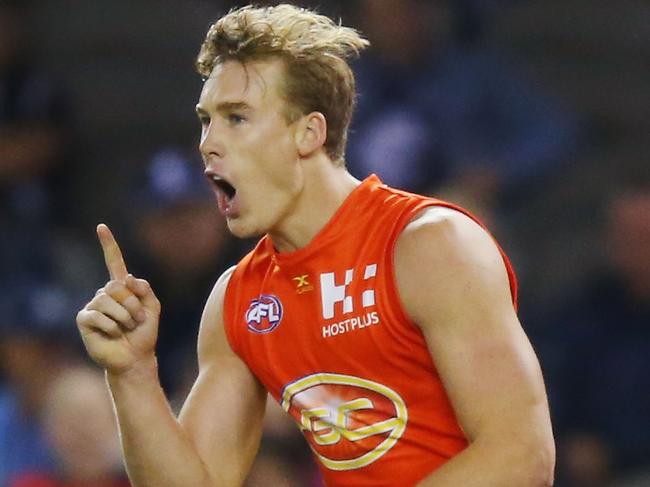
[76,224,161,374]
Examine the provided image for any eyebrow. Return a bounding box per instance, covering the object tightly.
[195,101,252,116]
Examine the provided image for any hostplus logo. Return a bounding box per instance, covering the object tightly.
[319,264,379,338]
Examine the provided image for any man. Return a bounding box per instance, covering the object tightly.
[76,4,554,486]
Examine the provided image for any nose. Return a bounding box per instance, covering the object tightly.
[199,121,224,161]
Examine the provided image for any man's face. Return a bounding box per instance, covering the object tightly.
[196,58,304,239]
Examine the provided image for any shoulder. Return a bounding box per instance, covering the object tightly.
[204,265,237,315]
[197,266,237,363]
[395,205,500,268]
[394,206,512,327]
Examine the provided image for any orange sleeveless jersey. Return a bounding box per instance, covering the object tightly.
[223,175,518,487]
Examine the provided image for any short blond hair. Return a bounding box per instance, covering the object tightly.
[196,4,369,163]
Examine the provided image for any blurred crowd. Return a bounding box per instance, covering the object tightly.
[1,1,648,486]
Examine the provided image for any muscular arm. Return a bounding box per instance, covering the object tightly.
[394,208,554,486]
[179,268,267,485]
[107,268,266,487]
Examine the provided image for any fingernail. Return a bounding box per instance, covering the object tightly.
[136,310,146,322]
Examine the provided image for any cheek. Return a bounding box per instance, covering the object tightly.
[249,119,298,170]
[262,139,301,189]
[234,120,302,215]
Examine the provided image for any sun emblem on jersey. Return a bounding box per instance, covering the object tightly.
[245,294,283,333]
[281,373,408,471]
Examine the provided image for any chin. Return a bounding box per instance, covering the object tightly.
[226,218,265,240]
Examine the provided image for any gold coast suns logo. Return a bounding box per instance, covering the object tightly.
[281,373,408,471]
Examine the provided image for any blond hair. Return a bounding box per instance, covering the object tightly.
[196,4,369,163]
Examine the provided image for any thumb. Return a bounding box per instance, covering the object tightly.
[126,274,160,311]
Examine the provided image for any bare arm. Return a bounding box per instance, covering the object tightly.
[178,268,267,486]
[108,269,266,487]
[394,208,555,486]
[77,225,266,487]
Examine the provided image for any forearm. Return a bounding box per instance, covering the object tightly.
[106,357,215,487]
[417,436,554,487]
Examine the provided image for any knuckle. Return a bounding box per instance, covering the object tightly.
[78,309,98,328]
[105,279,123,294]
[87,309,103,321]
[123,294,141,309]
[118,309,132,323]
[89,293,107,308]
[76,309,87,325]
[106,320,120,333]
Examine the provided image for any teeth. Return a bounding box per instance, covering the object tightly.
[208,173,236,199]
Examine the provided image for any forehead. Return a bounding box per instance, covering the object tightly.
[198,58,287,109]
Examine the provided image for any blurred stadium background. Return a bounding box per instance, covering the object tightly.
[1,1,648,486]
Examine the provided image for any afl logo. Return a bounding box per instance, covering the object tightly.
[245,294,283,333]
[281,373,408,471]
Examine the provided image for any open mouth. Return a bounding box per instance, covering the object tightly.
[206,172,236,200]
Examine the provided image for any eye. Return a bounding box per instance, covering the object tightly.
[228,113,246,125]
[198,116,210,127]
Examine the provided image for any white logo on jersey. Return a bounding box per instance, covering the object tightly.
[245,295,283,333]
[320,264,377,319]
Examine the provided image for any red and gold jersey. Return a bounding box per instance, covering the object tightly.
[223,175,518,486]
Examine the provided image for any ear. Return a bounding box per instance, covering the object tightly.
[295,112,327,157]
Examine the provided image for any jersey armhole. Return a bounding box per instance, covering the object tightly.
[384,201,440,331]
[385,201,520,333]
[222,264,243,359]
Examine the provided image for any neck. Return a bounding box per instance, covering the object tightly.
[268,157,360,253]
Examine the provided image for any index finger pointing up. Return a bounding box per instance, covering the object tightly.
[97,223,128,281]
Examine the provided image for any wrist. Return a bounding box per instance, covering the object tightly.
[106,354,159,386]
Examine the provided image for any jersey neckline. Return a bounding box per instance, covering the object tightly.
[263,174,383,265]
